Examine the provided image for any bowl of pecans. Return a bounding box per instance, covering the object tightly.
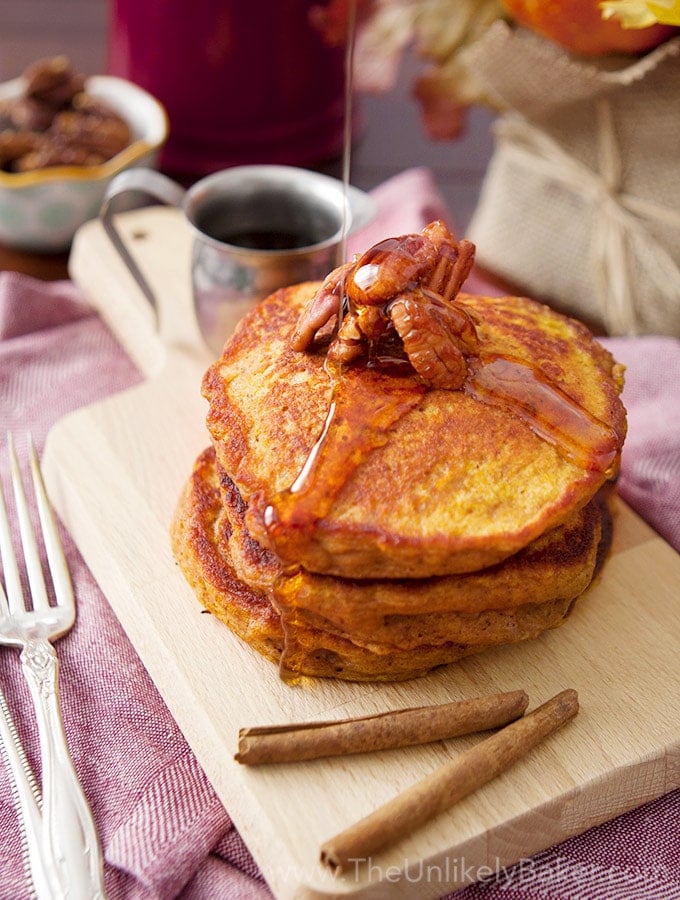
[0,56,168,252]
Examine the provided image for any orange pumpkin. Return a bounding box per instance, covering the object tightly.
[500,0,676,54]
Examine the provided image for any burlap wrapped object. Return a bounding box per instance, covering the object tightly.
[464,22,680,336]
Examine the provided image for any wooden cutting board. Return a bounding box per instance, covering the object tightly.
[43,208,680,899]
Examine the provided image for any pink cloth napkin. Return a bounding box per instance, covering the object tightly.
[0,168,679,900]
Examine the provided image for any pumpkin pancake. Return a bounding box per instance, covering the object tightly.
[170,446,283,665]
[170,446,611,681]
[202,281,626,579]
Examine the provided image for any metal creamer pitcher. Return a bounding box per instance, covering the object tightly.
[101,165,376,353]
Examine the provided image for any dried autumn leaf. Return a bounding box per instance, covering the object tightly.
[353,1,418,93]
[354,0,508,133]
[411,0,508,60]
[414,58,488,139]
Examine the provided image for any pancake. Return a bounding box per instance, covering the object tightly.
[203,283,626,580]
[170,446,611,681]
[214,456,606,620]
[170,446,283,665]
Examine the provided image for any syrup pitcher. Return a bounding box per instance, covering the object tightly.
[100,165,376,353]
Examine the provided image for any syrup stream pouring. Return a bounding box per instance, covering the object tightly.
[339,0,358,265]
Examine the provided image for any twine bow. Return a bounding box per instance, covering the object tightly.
[496,101,680,335]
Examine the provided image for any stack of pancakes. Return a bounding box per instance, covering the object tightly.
[171,242,627,682]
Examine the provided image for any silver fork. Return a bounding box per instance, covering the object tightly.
[0,434,106,899]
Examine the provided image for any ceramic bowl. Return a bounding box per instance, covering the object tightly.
[0,74,168,252]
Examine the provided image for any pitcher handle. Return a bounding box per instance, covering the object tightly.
[99,168,186,315]
[345,183,377,236]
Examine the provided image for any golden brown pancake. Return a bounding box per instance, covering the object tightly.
[202,283,626,579]
[171,446,283,665]
[170,446,611,681]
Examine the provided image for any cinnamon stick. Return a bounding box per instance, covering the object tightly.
[235,690,528,765]
[320,688,579,873]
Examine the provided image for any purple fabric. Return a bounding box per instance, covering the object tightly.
[0,171,679,899]
[601,336,680,552]
[0,273,248,900]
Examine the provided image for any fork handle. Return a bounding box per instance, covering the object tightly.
[0,687,63,900]
[21,638,107,900]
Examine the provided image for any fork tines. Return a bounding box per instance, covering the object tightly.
[0,434,73,616]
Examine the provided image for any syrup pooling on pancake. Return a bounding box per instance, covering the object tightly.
[465,355,621,476]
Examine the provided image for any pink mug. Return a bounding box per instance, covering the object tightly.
[107,0,348,177]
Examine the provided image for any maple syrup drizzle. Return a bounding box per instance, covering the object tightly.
[264,364,426,558]
[266,351,619,564]
[465,355,620,475]
[339,0,357,266]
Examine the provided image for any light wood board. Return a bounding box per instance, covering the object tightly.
[42,208,680,899]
